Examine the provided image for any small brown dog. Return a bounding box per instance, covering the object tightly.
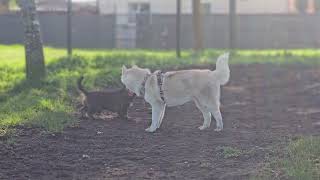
[77,76,136,120]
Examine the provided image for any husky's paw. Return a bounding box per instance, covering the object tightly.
[214,127,223,132]
[198,125,209,130]
[145,126,157,133]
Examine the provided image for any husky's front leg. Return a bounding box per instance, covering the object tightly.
[157,104,166,128]
[145,102,165,133]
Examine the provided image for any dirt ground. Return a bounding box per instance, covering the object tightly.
[1,64,320,180]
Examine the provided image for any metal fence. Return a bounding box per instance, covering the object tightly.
[0,12,319,49]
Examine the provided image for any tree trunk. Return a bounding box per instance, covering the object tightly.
[192,0,203,51]
[96,0,100,14]
[314,0,320,13]
[176,0,181,57]
[296,0,308,13]
[18,0,45,83]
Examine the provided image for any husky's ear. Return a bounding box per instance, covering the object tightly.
[122,65,127,74]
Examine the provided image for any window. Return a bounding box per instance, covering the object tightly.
[291,0,316,14]
[201,3,211,14]
[288,0,297,13]
[128,3,150,14]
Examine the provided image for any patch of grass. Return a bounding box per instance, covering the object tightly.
[254,137,320,180]
[252,159,284,180]
[218,146,242,158]
[9,0,19,10]
[1,45,320,132]
[283,137,320,180]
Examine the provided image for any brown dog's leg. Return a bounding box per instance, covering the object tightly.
[119,104,129,120]
[79,106,87,118]
[87,107,96,120]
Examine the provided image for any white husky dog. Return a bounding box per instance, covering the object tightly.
[121,53,230,133]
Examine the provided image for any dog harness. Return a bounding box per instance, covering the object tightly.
[140,73,150,96]
[156,71,166,103]
[139,71,166,103]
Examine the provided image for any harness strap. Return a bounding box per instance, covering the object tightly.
[140,71,166,103]
[156,71,165,103]
[140,73,150,96]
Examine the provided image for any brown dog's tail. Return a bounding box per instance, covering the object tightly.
[77,76,88,95]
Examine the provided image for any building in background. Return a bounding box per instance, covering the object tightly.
[36,0,97,13]
[289,0,319,14]
[98,0,319,49]
[0,0,317,15]
[36,0,66,11]
[99,0,318,15]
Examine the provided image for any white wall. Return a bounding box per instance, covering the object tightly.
[237,0,289,14]
[99,0,290,15]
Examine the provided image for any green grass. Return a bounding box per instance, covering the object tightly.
[283,137,320,180]
[1,44,320,134]
[253,137,320,180]
[9,0,18,10]
[218,146,243,158]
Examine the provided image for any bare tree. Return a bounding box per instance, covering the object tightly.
[96,0,100,14]
[315,1,320,13]
[192,0,203,51]
[18,0,45,83]
[296,0,308,13]
[176,0,181,57]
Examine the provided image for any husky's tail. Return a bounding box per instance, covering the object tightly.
[77,76,88,95]
[214,52,230,85]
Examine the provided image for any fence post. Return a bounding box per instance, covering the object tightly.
[192,0,204,51]
[67,0,72,57]
[229,0,236,52]
[176,0,181,58]
[96,0,100,14]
